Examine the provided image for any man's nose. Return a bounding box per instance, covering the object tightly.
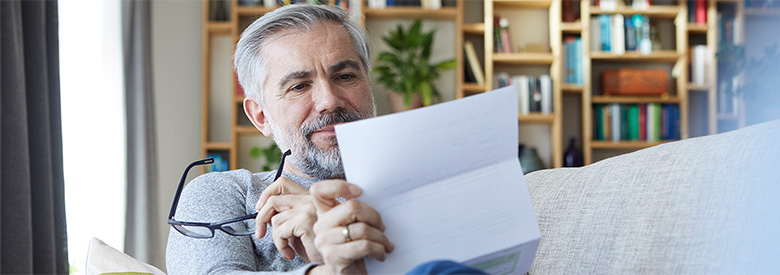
[312,79,346,113]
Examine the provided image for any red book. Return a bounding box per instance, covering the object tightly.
[639,103,647,141]
[695,0,706,24]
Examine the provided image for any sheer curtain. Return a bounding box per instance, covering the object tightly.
[122,0,162,268]
[0,0,69,273]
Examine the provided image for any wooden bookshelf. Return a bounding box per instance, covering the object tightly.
[493,53,554,64]
[589,51,680,62]
[590,140,668,149]
[591,95,680,104]
[518,113,556,123]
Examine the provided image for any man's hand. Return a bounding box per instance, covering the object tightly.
[310,180,394,275]
[256,177,321,263]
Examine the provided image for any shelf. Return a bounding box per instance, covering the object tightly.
[590,6,681,18]
[591,140,670,149]
[463,23,485,35]
[236,5,275,17]
[207,22,232,35]
[365,7,457,20]
[687,23,708,33]
[518,113,555,123]
[463,82,486,93]
[590,51,680,62]
[561,83,583,93]
[560,22,582,33]
[493,52,554,65]
[204,142,231,150]
[235,125,261,135]
[493,0,552,8]
[687,83,710,91]
[592,95,680,104]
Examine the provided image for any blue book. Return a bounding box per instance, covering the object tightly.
[565,40,574,83]
[600,15,611,52]
[575,37,583,84]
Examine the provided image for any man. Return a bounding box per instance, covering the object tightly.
[166,4,394,274]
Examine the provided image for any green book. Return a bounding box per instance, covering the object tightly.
[620,104,629,141]
[594,105,603,140]
[628,104,639,141]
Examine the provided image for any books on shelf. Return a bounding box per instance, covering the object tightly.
[463,41,485,85]
[591,14,652,55]
[493,16,513,53]
[593,103,680,142]
[494,73,553,115]
[563,36,583,85]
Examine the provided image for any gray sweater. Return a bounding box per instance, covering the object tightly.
[166,169,319,274]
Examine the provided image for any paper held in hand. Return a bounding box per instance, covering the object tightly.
[335,86,541,274]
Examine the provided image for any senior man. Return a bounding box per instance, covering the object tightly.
[166,4,393,275]
[166,4,484,275]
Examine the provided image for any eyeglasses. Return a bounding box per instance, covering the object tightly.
[168,149,292,238]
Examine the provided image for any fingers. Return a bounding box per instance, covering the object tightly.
[255,194,313,238]
[316,200,386,232]
[258,176,308,209]
[269,209,318,260]
[310,180,362,214]
[318,222,394,254]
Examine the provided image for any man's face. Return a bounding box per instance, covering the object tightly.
[255,21,375,179]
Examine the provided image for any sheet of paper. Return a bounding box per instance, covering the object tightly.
[335,86,541,274]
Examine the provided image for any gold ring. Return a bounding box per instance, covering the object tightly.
[343,225,352,242]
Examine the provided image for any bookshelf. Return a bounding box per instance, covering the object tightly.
[201,0,464,171]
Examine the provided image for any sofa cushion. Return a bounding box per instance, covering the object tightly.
[526,120,780,274]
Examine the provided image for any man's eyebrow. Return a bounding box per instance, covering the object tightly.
[278,70,313,88]
[329,60,362,73]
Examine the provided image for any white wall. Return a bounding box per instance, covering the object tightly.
[151,0,203,270]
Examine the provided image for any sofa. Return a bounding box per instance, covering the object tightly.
[525,119,780,274]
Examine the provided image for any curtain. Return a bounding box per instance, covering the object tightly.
[0,0,69,274]
[122,0,162,268]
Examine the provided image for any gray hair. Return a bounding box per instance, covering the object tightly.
[234,4,371,104]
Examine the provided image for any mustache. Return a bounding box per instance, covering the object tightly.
[300,108,364,140]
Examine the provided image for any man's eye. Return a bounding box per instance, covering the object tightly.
[290,83,308,92]
[337,74,354,81]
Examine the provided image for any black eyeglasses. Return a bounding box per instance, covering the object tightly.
[168,149,292,238]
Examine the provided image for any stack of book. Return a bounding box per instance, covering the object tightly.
[495,73,553,115]
[590,14,653,55]
[593,103,680,142]
[564,36,583,85]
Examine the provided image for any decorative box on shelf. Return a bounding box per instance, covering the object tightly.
[602,69,669,96]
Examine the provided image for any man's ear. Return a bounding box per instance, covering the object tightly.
[244,97,273,137]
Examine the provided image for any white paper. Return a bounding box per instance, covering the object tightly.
[335,86,541,274]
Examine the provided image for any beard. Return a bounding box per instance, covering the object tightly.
[268,107,374,179]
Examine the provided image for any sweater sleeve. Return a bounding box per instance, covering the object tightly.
[165,170,313,274]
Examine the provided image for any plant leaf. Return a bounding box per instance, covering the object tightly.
[420,81,432,106]
[435,59,457,70]
[421,31,434,60]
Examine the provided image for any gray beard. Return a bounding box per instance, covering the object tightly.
[269,108,370,179]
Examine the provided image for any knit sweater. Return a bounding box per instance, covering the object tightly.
[166,169,319,274]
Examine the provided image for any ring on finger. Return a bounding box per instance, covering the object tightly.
[343,225,352,243]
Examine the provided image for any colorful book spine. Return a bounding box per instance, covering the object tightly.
[628,104,639,141]
[540,74,552,114]
[611,14,626,55]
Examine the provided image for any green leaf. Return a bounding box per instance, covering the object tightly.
[421,31,434,60]
[435,60,457,70]
[420,81,432,106]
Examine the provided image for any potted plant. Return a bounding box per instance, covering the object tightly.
[374,19,456,111]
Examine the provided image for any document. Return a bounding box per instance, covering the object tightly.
[335,86,541,274]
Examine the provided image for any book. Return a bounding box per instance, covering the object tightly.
[600,15,611,52]
[625,15,637,52]
[515,75,530,115]
[639,103,647,141]
[499,17,513,53]
[540,75,552,114]
[463,41,485,85]
[611,103,621,142]
[600,0,618,11]
[611,14,626,55]
[692,45,709,85]
[574,38,583,84]
[628,104,639,141]
[695,0,706,24]
[594,105,605,140]
[493,16,503,53]
[632,0,649,10]
[590,16,601,52]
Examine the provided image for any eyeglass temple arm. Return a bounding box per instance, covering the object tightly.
[168,158,214,221]
[273,149,292,181]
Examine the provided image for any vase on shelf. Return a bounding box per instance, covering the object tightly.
[563,137,584,167]
[518,144,544,174]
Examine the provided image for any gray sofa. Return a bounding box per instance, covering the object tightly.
[525,119,780,274]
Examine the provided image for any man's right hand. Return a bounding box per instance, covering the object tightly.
[309,180,394,275]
